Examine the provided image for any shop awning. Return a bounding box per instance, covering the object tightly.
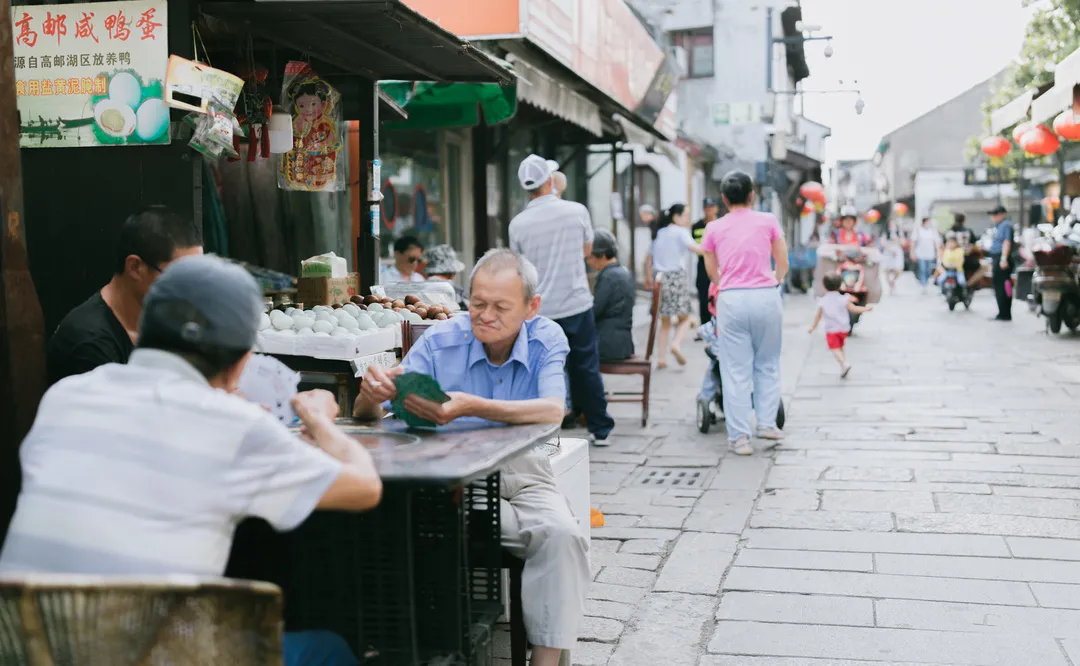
[613,114,679,165]
[200,0,513,83]
[509,57,603,137]
[1031,84,1072,124]
[378,81,516,130]
[378,90,408,122]
[990,89,1034,134]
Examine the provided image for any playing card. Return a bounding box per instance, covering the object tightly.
[238,353,301,425]
[392,372,450,429]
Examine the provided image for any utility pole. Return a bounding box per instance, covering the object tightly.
[0,0,48,534]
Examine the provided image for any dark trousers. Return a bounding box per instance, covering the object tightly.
[697,272,712,324]
[557,310,615,439]
[991,254,1012,320]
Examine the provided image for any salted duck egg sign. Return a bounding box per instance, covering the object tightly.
[11,0,170,148]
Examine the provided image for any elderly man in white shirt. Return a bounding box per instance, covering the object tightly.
[509,155,615,446]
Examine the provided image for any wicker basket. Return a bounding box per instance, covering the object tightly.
[0,575,283,666]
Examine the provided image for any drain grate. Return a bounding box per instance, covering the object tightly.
[631,467,711,488]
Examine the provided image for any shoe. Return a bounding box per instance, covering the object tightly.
[671,347,687,365]
[729,436,753,456]
[588,433,611,447]
[755,426,785,441]
[991,315,1012,322]
[841,365,852,378]
[561,412,580,429]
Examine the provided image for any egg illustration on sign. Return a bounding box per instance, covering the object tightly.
[135,98,170,142]
[109,72,143,109]
[94,99,137,138]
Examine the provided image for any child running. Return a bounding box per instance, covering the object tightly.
[809,274,874,378]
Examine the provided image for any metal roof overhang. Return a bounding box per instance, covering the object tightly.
[990,89,1035,134]
[1029,47,1080,125]
[612,114,679,165]
[509,56,603,137]
[199,0,514,84]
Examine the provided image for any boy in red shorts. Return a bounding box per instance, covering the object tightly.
[809,274,873,378]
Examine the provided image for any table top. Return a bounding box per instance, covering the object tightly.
[315,418,558,486]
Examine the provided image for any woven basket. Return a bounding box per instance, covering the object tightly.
[0,575,283,666]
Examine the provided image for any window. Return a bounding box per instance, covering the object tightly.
[672,29,714,78]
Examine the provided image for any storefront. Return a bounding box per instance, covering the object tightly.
[1,0,511,535]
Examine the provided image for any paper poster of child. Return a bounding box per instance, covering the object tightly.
[278,62,344,192]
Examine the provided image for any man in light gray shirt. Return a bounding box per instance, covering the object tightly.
[509,155,615,444]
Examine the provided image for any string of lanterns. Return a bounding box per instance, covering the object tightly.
[980,112,1080,159]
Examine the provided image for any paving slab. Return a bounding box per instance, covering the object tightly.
[607,593,714,666]
[716,591,874,626]
[876,598,1080,636]
[653,532,738,595]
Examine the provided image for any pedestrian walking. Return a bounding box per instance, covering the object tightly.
[691,198,722,324]
[880,224,904,293]
[700,171,789,455]
[987,204,1015,321]
[911,217,941,292]
[809,273,874,378]
[509,154,616,446]
[648,203,706,368]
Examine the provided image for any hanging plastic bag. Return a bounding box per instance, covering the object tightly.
[278,61,345,192]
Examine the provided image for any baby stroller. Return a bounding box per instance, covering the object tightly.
[695,291,786,434]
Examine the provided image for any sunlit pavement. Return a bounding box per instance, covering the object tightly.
[499,276,1080,665]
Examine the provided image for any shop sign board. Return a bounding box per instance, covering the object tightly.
[11,0,169,148]
[714,102,761,126]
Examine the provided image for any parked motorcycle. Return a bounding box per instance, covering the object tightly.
[1031,223,1080,334]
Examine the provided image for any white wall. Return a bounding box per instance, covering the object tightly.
[914,169,1017,232]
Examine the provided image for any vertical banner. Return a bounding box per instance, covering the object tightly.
[12,0,169,148]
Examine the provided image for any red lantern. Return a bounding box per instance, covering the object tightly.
[801,202,814,215]
[1053,111,1080,141]
[980,136,1011,158]
[799,181,826,204]
[894,202,909,217]
[865,209,881,223]
[1019,125,1060,156]
[1013,122,1035,143]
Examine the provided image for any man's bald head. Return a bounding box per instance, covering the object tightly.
[552,171,567,198]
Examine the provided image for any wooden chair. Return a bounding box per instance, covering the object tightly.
[599,284,661,427]
[0,575,283,665]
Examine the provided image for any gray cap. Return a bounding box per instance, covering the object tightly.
[592,228,618,257]
[140,255,263,352]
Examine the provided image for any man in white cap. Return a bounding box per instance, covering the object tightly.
[509,155,615,445]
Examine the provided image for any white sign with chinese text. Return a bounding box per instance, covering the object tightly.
[11,0,169,148]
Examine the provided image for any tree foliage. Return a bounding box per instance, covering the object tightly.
[969,0,1080,164]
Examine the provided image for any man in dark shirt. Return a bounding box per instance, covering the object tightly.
[691,197,721,326]
[587,230,635,362]
[47,207,203,384]
[987,205,1014,322]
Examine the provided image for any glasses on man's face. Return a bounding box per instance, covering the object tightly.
[406,256,422,264]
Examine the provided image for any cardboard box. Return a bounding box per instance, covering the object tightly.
[297,274,360,306]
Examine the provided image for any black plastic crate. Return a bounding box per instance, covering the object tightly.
[225,472,503,666]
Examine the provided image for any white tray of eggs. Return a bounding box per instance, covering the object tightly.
[256,302,399,359]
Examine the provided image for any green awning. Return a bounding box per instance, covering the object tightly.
[380,81,517,130]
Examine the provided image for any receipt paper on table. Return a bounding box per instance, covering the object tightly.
[237,353,301,425]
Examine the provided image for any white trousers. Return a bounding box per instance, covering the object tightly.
[500,450,590,650]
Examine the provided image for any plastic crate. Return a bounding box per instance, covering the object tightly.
[226,472,503,666]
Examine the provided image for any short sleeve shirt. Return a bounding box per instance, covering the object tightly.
[991,219,1014,255]
[508,195,594,320]
[700,209,782,291]
[389,314,570,421]
[650,224,696,273]
[46,291,134,385]
[0,349,341,576]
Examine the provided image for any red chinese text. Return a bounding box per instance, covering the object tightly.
[136,8,161,41]
[15,12,38,48]
[105,11,130,41]
[42,12,68,47]
[75,12,99,43]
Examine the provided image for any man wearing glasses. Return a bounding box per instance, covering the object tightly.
[381,235,427,284]
[46,207,203,384]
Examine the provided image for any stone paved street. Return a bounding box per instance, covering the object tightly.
[501,278,1080,666]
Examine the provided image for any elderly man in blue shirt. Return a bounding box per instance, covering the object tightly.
[988,204,1015,321]
[353,248,589,666]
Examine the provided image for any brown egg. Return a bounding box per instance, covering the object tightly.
[381,299,394,308]
[406,304,416,312]
[415,302,428,311]
[350,295,365,305]
[331,302,343,309]
[393,307,403,313]
[391,299,406,309]
[415,307,428,319]
[357,303,368,310]
[435,312,448,320]
[364,294,380,305]
[405,294,421,305]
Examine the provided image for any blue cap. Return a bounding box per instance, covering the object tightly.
[140,255,263,351]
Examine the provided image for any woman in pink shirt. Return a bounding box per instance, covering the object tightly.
[699,171,790,456]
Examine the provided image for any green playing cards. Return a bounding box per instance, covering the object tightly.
[392,372,451,428]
